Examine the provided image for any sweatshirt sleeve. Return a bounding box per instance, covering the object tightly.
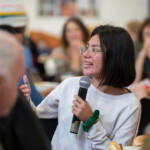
[87,100,141,150]
[36,88,59,119]
[36,77,77,119]
[36,79,69,119]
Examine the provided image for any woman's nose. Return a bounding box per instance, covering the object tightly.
[83,49,91,58]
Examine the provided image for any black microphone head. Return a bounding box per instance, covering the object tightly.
[79,76,91,89]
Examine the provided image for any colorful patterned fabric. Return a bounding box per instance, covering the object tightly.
[0,1,28,27]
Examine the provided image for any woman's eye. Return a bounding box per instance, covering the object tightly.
[85,45,89,49]
[92,48,96,52]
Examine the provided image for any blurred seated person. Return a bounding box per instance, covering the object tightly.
[0,1,43,105]
[0,30,51,150]
[132,18,150,135]
[44,16,90,81]
[132,18,150,101]
[135,18,150,83]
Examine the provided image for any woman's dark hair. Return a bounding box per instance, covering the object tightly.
[91,25,136,88]
[138,18,150,43]
[61,16,90,48]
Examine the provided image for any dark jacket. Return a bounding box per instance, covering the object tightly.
[0,91,51,150]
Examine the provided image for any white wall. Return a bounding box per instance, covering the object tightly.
[21,0,149,37]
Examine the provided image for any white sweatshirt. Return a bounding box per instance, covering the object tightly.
[36,77,141,150]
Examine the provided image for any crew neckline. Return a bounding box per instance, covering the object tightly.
[90,84,133,99]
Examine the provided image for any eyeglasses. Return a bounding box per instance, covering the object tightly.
[80,44,104,56]
[144,32,150,37]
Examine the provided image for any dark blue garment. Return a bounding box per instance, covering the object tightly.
[142,57,150,80]
[24,46,33,69]
[19,74,43,106]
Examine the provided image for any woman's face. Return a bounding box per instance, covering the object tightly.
[66,21,83,44]
[82,34,104,78]
[143,25,150,42]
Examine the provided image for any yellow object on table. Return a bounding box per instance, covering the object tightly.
[108,142,142,150]
[133,135,149,147]
[108,142,123,150]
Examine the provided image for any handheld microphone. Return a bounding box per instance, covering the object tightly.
[70,76,91,134]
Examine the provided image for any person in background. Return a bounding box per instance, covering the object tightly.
[135,18,150,82]
[22,25,141,150]
[131,18,150,135]
[0,1,43,105]
[127,20,142,58]
[44,16,90,81]
[131,18,150,100]
[0,30,51,150]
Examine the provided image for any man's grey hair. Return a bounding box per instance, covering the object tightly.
[0,30,22,77]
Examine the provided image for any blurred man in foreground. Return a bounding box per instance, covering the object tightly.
[0,30,51,150]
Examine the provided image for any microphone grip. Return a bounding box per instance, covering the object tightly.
[70,88,88,134]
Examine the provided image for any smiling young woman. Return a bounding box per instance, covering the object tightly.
[21,25,141,150]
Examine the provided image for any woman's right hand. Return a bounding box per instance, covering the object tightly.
[19,75,31,101]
